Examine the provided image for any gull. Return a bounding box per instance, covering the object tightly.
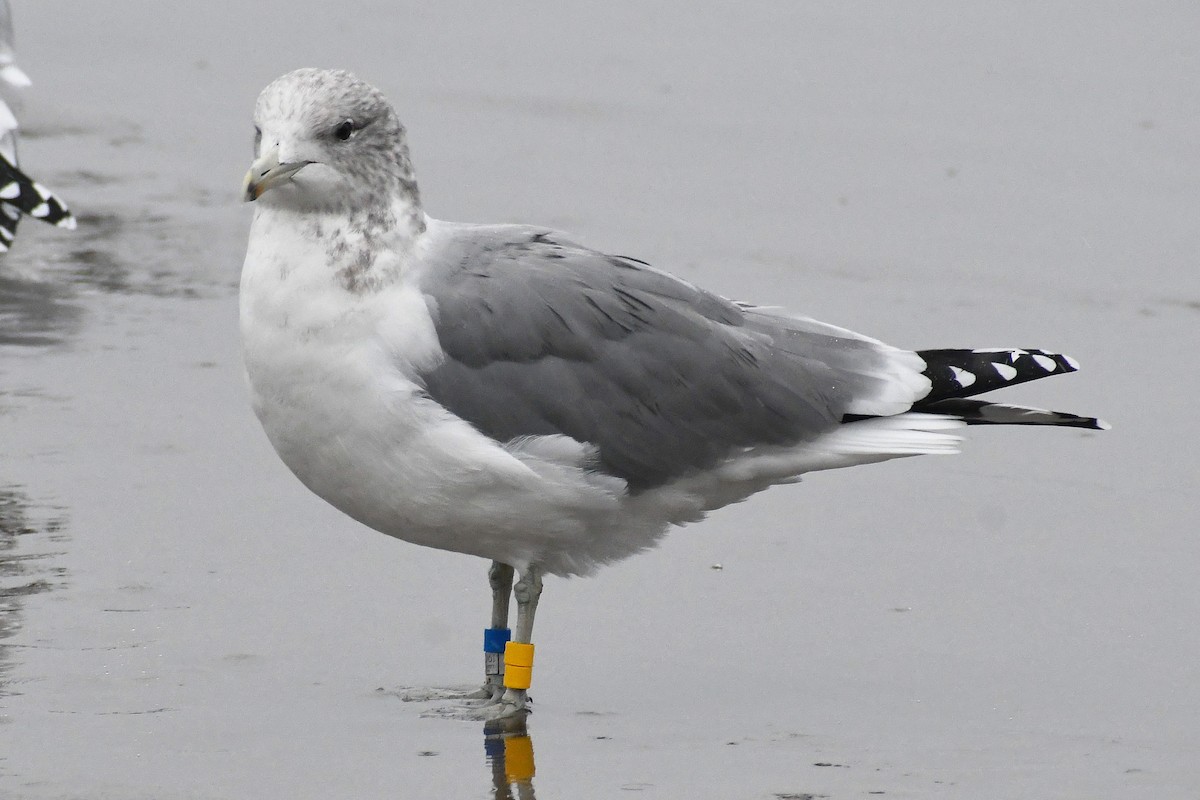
[0,0,74,252]
[240,68,1106,719]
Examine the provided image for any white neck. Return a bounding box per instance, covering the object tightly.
[245,194,426,295]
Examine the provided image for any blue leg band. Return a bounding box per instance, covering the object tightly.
[484,627,512,653]
[484,627,511,677]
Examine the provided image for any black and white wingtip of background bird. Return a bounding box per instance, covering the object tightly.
[0,142,75,252]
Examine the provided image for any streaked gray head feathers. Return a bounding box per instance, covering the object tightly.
[250,68,421,213]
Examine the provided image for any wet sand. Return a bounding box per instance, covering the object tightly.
[2,3,1197,798]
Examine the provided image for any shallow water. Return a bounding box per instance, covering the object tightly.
[2,3,1198,798]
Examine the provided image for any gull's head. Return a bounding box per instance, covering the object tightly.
[243,68,420,214]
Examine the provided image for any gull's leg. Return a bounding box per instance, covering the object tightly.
[481,561,515,699]
[512,567,542,645]
[487,566,542,719]
[490,562,516,627]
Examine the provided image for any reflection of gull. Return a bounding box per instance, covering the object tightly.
[485,722,537,800]
[240,69,1107,720]
[0,0,74,252]
[1,487,66,700]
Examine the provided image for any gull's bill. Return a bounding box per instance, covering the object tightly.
[243,146,312,202]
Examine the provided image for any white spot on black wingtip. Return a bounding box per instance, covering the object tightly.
[1094,418,1112,431]
[1064,355,1081,371]
[975,347,1027,359]
[949,366,976,388]
[993,363,1018,381]
[32,182,52,200]
[1032,354,1057,371]
[0,181,18,200]
[29,202,49,218]
[0,201,17,220]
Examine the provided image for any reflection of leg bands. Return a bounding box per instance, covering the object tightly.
[502,642,535,689]
[504,734,536,783]
[484,627,511,677]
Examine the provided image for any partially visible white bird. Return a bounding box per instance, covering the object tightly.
[0,0,74,252]
[240,68,1106,720]
[0,0,29,167]
[0,0,30,90]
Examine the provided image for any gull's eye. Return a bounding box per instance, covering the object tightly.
[253,126,262,154]
[334,119,355,141]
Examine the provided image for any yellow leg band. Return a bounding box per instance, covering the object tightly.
[502,642,535,690]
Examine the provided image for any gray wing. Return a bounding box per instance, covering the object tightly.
[417,225,913,491]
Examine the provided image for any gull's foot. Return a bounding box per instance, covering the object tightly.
[454,685,494,702]
[479,688,530,721]
[382,683,527,720]
[480,675,507,701]
[389,673,510,703]
[385,684,481,703]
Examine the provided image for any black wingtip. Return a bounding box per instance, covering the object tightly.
[916,348,1081,404]
[918,398,1110,430]
[0,152,75,251]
